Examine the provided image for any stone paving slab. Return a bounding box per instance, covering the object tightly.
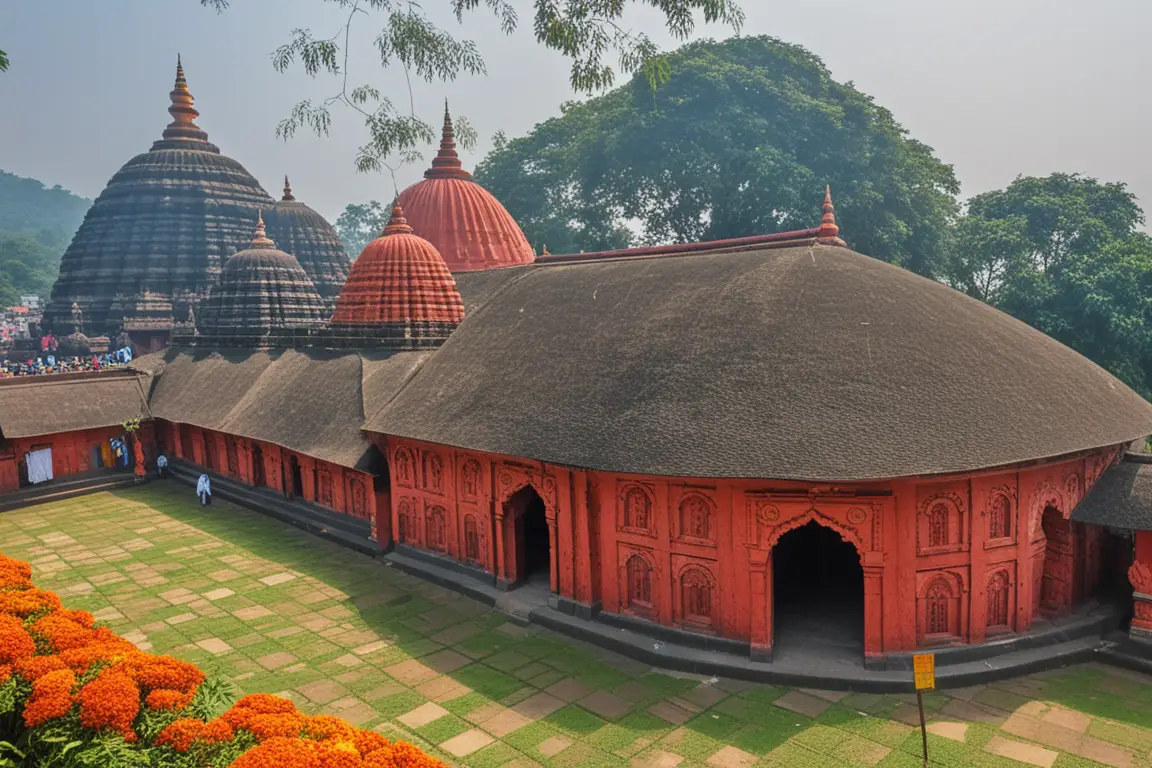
[6,486,1152,768]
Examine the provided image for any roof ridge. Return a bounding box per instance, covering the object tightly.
[537,230,825,266]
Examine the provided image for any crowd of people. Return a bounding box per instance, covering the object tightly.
[0,347,134,378]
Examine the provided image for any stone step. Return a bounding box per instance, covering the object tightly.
[166,461,377,556]
[529,606,1104,693]
[0,472,140,513]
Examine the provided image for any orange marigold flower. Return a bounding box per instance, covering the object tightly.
[15,654,66,682]
[233,693,299,715]
[303,714,358,743]
[31,612,98,652]
[78,669,140,741]
[364,740,446,768]
[352,730,390,757]
[313,741,366,768]
[58,639,136,674]
[155,717,235,753]
[145,688,195,711]
[0,587,62,618]
[230,737,323,768]
[121,653,205,694]
[23,668,76,728]
[0,614,36,666]
[243,712,307,741]
[0,555,32,579]
[0,664,11,685]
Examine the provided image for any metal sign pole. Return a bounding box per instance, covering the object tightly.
[917,688,928,767]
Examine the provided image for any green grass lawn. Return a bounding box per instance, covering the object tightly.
[2,483,1150,768]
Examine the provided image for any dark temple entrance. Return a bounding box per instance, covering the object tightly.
[507,485,550,587]
[288,455,303,498]
[772,521,864,661]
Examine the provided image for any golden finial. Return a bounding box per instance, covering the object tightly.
[383,201,414,235]
[817,185,843,243]
[251,210,276,248]
[282,175,295,201]
[161,54,208,142]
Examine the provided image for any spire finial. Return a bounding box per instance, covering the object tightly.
[383,200,415,235]
[817,185,843,243]
[251,210,276,248]
[423,100,472,180]
[282,175,295,201]
[161,54,209,143]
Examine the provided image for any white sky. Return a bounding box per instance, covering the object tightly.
[0,0,1148,227]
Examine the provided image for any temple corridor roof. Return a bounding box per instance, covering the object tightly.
[134,348,430,470]
[0,371,152,439]
[368,240,1152,481]
[1072,454,1152,529]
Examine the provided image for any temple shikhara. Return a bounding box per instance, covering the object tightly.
[8,58,1152,687]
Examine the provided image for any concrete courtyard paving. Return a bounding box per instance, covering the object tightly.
[3,483,1152,767]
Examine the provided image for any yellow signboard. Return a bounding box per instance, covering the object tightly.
[913,653,935,690]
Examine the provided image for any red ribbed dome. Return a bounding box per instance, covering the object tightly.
[331,204,464,325]
[397,105,535,273]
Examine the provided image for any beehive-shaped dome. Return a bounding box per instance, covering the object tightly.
[396,105,534,273]
[196,212,327,335]
[44,57,277,336]
[332,203,464,330]
[266,177,352,310]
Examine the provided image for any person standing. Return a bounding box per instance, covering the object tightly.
[156,453,169,478]
[196,473,212,506]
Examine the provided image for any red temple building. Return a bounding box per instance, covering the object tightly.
[7,59,1152,687]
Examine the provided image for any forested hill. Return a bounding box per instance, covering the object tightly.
[0,171,91,306]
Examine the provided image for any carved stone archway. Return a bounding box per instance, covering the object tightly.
[494,471,558,593]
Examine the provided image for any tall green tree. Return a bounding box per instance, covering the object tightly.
[951,173,1152,396]
[201,0,743,173]
[474,36,961,274]
[335,201,391,257]
[0,171,90,306]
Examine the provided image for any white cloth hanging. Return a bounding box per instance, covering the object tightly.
[26,448,54,484]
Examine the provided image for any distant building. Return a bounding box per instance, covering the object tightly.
[19,296,39,310]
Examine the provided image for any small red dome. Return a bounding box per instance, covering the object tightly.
[397,105,535,273]
[331,204,465,325]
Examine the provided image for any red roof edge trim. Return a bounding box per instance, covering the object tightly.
[536,228,828,266]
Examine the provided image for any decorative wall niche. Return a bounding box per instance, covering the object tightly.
[675,491,715,546]
[460,459,482,501]
[916,493,965,555]
[675,562,715,631]
[619,546,656,618]
[463,514,481,564]
[397,498,413,544]
[426,504,447,551]
[394,447,414,488]
[986,568,1012,633]
[987,492,1013,543]
[617,482,656,537]
[916,570,964,645]
[349,478,367,518]
[422,452,444,494]
[317,469,334,508]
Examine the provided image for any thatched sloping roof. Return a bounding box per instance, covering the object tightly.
[1072,456,1152,529]
[0,371,152,439]
[368,242,1152,481]
[136,348,429,470]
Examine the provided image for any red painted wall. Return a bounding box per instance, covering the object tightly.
[376,434,1122,659]
[155,420,376,525]
[0,425,133,493]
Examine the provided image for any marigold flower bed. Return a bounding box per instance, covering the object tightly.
[0,553,447,767]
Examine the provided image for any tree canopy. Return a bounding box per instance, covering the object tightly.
[201,0,743,173]
[335,200,390,257]
[473,36,961,275]
[949,173,1152,397]
[0,171,91,306]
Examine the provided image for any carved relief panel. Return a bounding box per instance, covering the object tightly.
[985,487,1015,545]
[916,492,965,555]
[672,557,716,632]
[985,567,1013,633]
[618,545,656,619]
[422,452,444,495]
[460,459,483,502]
[425,503,447,552]
[617,482,656,537]
[916,569,965,645]
[394,447,414,488]
[674,490,715,547]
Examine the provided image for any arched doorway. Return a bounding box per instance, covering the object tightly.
[1040,506,1075,616]
[772,521,864,660]
[503,485,550,588]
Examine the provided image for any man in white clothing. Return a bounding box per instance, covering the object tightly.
[156,453,169,479]
[196,473,212,506]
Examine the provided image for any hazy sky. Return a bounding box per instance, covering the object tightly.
[1,0,1148,227]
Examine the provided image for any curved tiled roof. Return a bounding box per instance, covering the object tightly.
[266,177,352,310]
[44,58,275,336]
[195,213,327,336]
[397,106,534,273]
[371,241,1152,481]
[331,204,464,329]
